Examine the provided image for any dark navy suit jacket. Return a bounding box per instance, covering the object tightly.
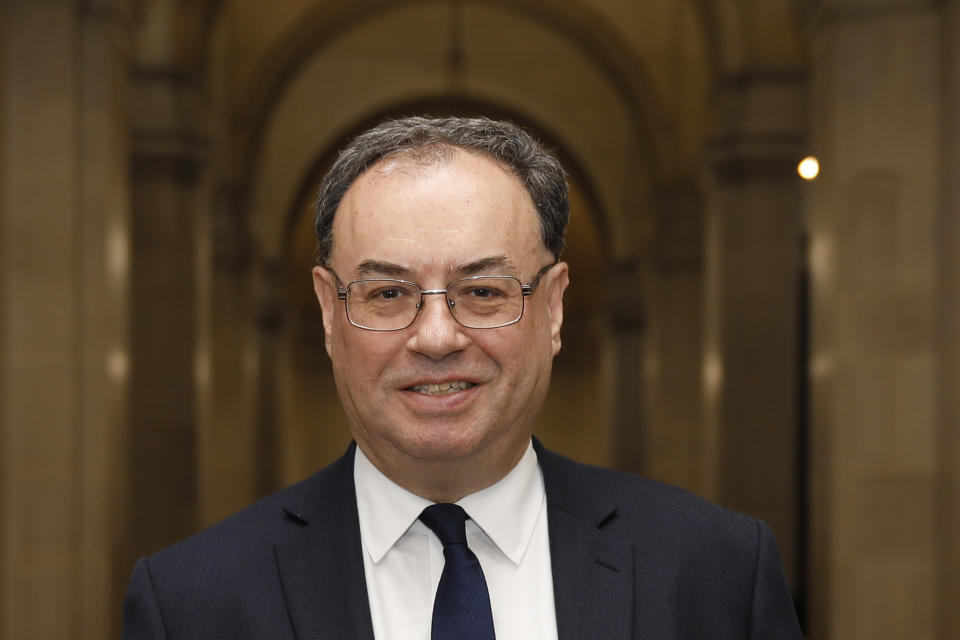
[123,440,802,639]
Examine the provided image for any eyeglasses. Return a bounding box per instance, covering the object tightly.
[330,263,555,331]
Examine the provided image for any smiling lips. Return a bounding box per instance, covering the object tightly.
[406,381,476,396]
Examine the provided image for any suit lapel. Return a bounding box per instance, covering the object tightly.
[271,439,635,640]
[535,440,634,640]
[274,444,375,640]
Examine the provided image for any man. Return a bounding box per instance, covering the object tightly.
[123,116,802,639]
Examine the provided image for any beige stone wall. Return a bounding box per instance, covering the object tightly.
[941,4,960,637]
[1,2,132,639]
[807,2,945,637]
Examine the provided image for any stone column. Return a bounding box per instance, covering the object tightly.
[940,2,960,637]
[196,185,259,528]
[124,65,205,571]
[253,260,285,498]
[643,183,707,495]
[1,2,132,638]
[609,260,647,473]
[703,72,806,591]
[807,2,942,637]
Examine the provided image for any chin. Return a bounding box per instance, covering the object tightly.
[396,426,497,462]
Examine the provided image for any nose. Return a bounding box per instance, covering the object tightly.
[405,293,470,360]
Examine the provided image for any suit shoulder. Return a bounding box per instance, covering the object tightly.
[146,448,353,575]
[538,445,760,546]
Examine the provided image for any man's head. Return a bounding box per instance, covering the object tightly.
[315,116,569,266]
[312,116,570,501]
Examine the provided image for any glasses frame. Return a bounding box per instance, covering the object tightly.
[330,262,556,331]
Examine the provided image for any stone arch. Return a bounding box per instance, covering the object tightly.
[194,0,697,514]
[212,0,687,483]
[196,0,727,505]
[279,95,612,258]
[224,0,677,190]
[233,1,679,267]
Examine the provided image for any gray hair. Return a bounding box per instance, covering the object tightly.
[314,116,569,264]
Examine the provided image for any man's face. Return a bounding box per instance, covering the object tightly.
[312,149,568,484]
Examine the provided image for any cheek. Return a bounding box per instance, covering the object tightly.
[332,326,401,381]
[480,324,552,377]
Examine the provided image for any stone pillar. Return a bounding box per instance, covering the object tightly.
[1,2,132,638]
[196,185,258,528]
[253,260,285,497]
[940,2,960,637]
[643,184,706,495]
[807,2,941,637]
[124,66,205,569]
[704,73,806,591]
[609,260,647,473]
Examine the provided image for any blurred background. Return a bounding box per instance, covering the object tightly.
[2,0,959,638]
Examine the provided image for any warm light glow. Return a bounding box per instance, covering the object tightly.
[107,348,129,381]
[811,353,834,379]
[798,156,820,180]
[702,351,724,400]
[107,222,129,283]
[195,349,210,390]
[809,233,833,283]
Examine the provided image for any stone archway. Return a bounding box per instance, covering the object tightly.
[199,0,687,510]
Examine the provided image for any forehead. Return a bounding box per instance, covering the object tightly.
[330,149,546,274]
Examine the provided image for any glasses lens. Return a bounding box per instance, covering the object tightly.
[447,277,524,328]
[346,280,421,330]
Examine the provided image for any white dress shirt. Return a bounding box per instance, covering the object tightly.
[354,441,558,640]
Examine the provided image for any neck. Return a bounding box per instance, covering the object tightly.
[356,437,530,503]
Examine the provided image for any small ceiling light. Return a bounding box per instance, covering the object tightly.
[798,156,820,181]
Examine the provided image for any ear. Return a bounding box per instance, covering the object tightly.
[312,266,339,355]
[545,262,569,356]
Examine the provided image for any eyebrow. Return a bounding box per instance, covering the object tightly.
[355,260,409,277]
[353,255,517,279]
[454,255,516,276]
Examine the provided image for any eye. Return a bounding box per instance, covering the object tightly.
[464,285,506,299]
[361,285,410,302]
[378,287,403,300]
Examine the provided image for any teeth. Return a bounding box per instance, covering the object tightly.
[409,381,472,395]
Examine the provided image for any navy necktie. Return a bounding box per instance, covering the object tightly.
[419,503,496,640]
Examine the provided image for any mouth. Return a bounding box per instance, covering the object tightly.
[405,381,476,396]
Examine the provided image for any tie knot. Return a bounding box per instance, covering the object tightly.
[419,503,469,547]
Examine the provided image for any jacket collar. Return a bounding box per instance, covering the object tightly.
[535,438,634,640]
[275,442,376,640]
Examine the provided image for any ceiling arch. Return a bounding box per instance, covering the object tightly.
[235,0,669,262]
[281,94,614,257]
[217,0,677,187]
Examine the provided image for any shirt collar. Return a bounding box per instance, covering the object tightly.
[354,440,544,566]
[354,446,432,563]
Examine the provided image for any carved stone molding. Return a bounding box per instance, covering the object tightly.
[129,66,209,181]
[706,72,807,183]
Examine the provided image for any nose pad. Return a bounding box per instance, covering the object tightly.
[407,293,468,359]
[412,296,455,318]
[416,293,458,327]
